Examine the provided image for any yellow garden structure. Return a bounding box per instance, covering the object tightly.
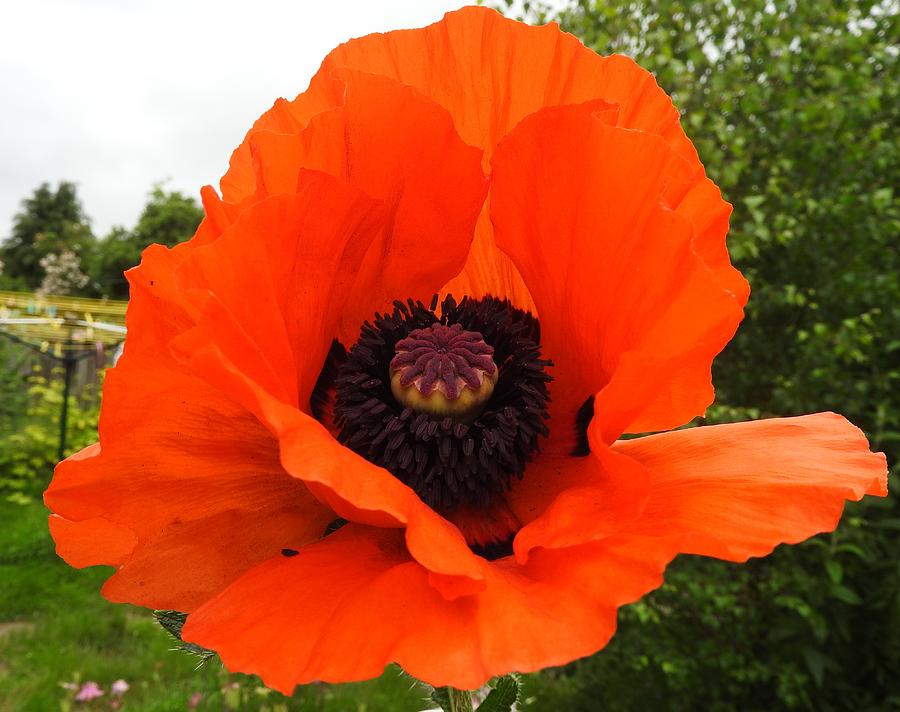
[0,290,127,459]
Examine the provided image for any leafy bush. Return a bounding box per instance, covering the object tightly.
[496,1,899,709]
[0,339,29,428]
[0,368,99,501]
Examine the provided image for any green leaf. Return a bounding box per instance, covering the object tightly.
[829,585,862,606]
[802,647,827,688]
[477,675,521,711]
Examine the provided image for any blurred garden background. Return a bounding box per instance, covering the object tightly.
[0,0,897,709]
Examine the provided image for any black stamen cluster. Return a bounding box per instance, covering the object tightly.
[332,295,551,512]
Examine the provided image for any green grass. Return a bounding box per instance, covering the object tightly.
[0,500,432,712]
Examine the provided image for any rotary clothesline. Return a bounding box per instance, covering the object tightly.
[0,290,128,460]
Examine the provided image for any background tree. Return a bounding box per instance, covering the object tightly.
[88,184,203,299]
[496,1,898,709]
[0,182,95,291]
[130,184,204,250]
[1,182,202,298]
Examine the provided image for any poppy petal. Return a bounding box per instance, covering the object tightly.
[274,416,487,584]
[44,350,333,612]
[168,175,384,410]
[139,178,487,586]
[440,205,537,314]
[509,444,651,562]
[44,197,387,612]
[491,105,746,452]
[182,524,675,692]
[125,281,488,588]
[311,6,701,307]
[130,257,488,588]
[220,94,336,202]
[591,349,718,446]
[218,70,488,341]
[48,512,136,569]
[669,175,750,305]
[614,413,888,561]
[314,7,693,162]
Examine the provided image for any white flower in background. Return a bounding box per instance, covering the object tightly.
[37,249,89,296]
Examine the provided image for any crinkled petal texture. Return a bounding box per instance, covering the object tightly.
[203,5,748,453]
[490,104,747,452]
[215,68,488,343]
[46,4,889,695]
[229,5,741,322]
[181,413,885,692]
[44,173,385,612]
[315,6,745,320]
[46,168,490,606]
[611,413,887,561]
[183,525,677,693]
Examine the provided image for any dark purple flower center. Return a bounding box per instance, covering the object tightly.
[321,295,552,513]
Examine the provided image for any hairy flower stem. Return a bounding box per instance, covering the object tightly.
[448,687,475,712]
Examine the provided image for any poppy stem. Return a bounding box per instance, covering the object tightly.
[447,687,474,712]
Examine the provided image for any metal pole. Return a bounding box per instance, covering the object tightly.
[58,351,75,461]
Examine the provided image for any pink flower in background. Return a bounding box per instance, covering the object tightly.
[110,679,130,696]
[188,691,203,709]
[75,681,104,702]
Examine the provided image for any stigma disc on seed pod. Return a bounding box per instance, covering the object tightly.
[389,322,498,422]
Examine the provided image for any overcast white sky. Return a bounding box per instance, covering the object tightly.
[0,0,472,238]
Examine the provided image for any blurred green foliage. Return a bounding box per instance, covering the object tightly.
[0,338,30,428]
[496,0,899,708]
[87,184,204,299]
[0,368,100,502]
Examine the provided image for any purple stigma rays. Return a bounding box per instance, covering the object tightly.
[391,323,496,399]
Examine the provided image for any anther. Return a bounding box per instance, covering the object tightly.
[332,295,552,512]
[390,322,498,422]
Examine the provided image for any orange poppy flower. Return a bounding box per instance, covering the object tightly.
[45,6,887,694]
